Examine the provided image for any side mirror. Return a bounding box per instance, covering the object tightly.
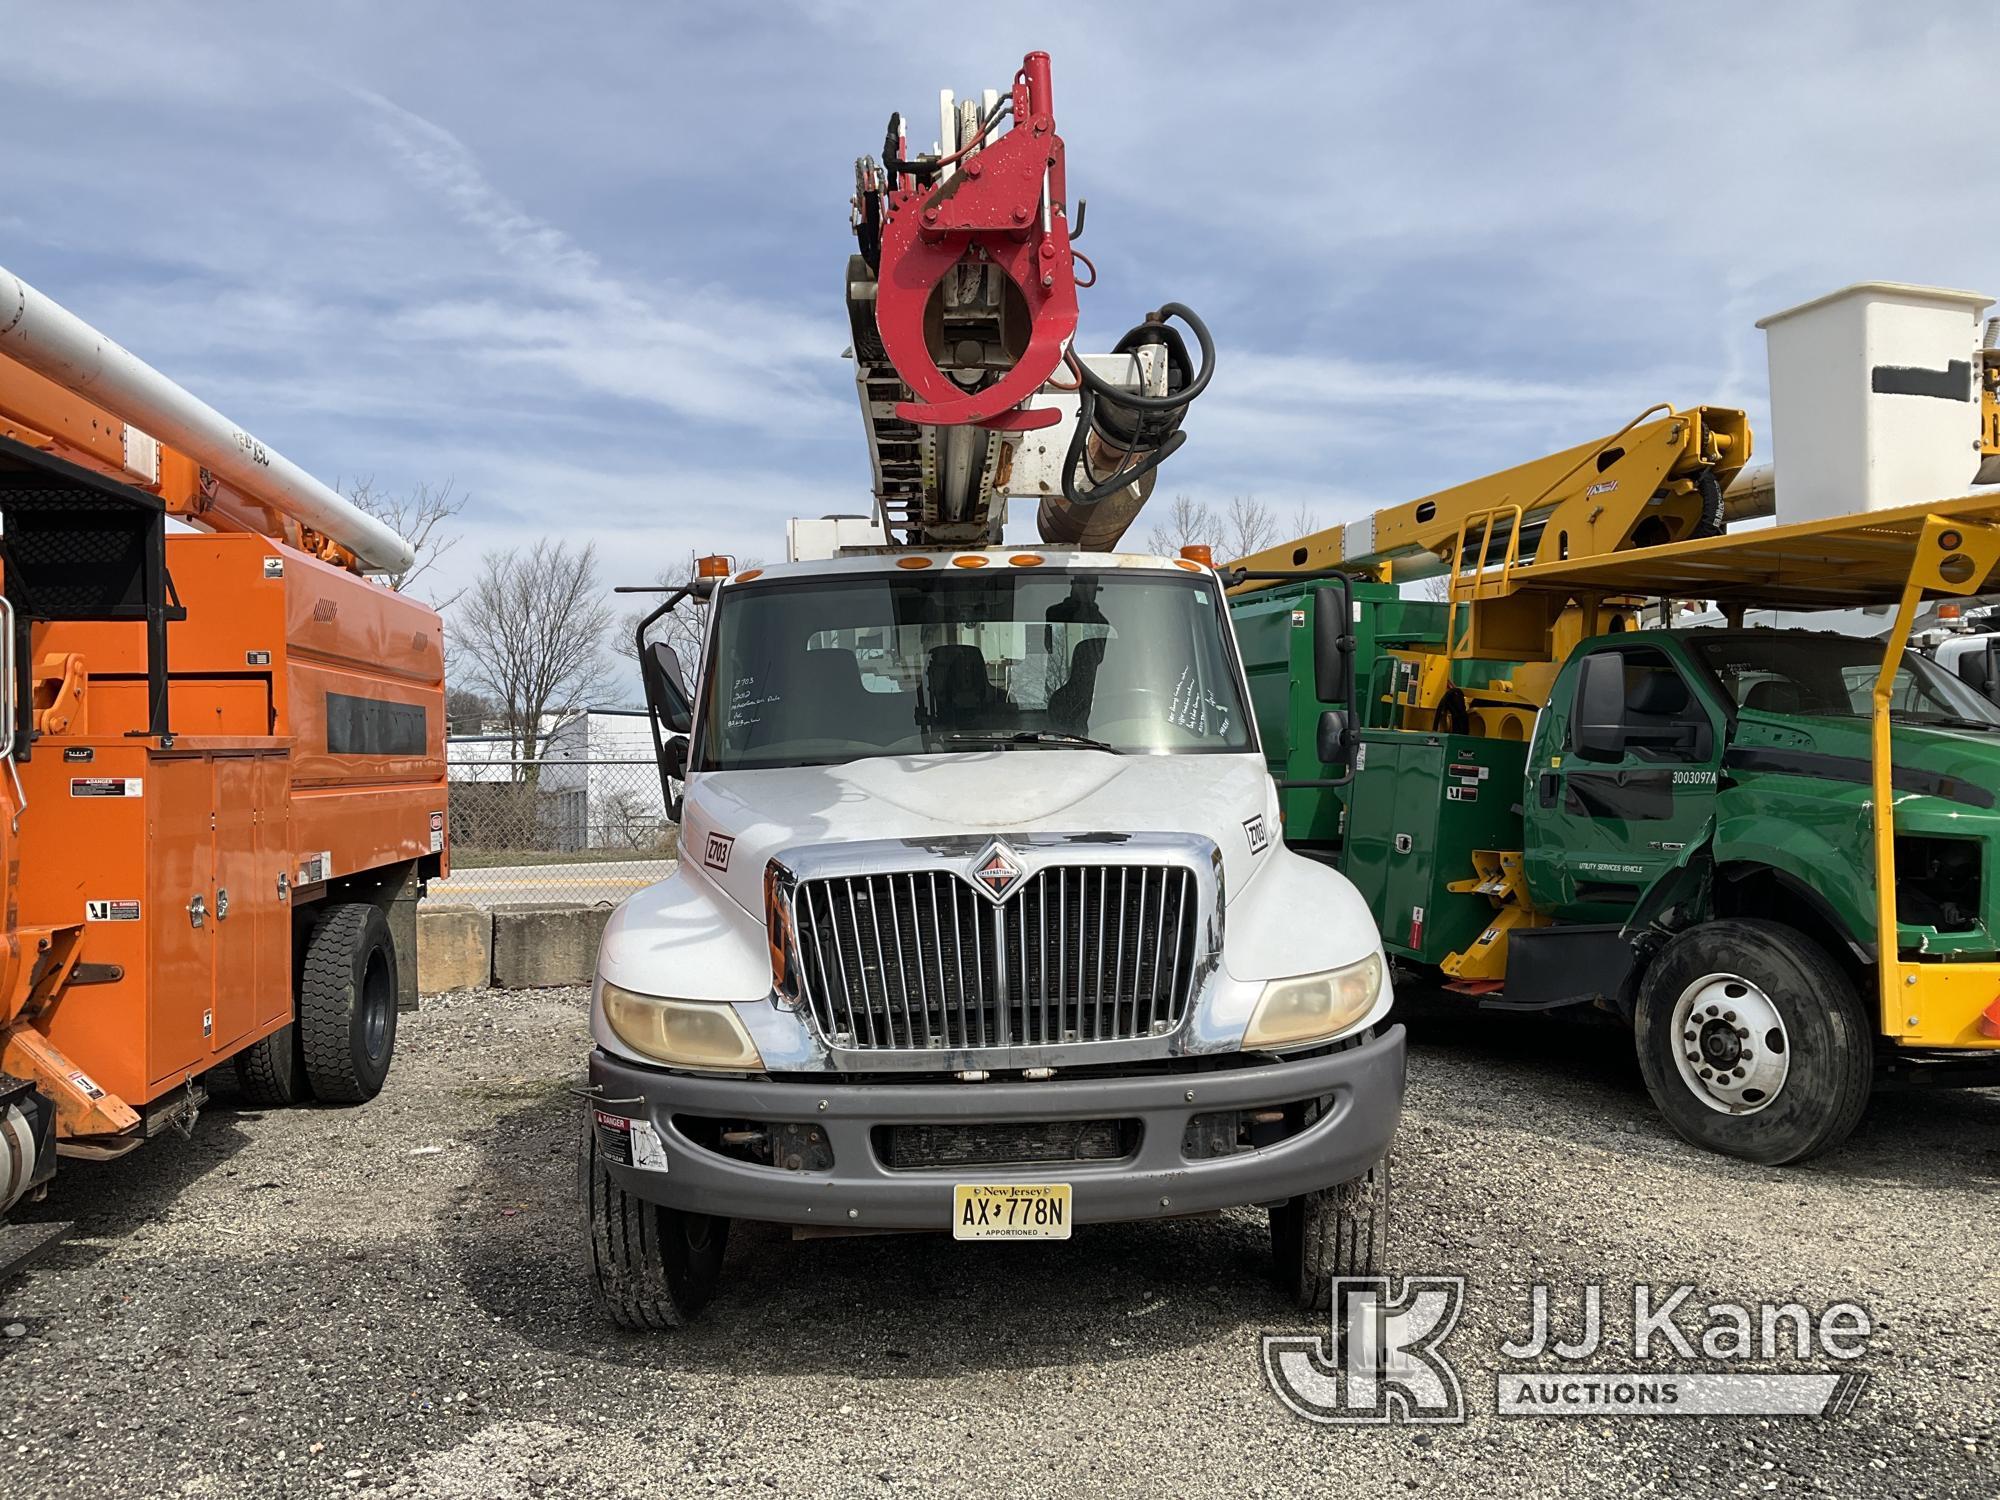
[630,583,705,829]
[1312,579,1355,705]
[1956,643,1995,696]
[1575,652,1626,760]
[660,735,688,822]
[1316,707,1359,769]
[643,640,694,736]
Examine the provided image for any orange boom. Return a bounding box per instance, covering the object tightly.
[0,267,444,1253]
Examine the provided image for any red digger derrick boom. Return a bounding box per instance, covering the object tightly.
[845,50,1214,550]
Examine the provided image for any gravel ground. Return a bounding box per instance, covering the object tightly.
[3,986,1995,1499]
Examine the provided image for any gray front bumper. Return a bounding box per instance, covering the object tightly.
[587,1025,1405,1231]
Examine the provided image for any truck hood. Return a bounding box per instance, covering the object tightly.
[679,750,1280,920]
[1735,710,2000,808]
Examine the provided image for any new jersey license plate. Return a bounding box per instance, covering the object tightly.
[951,1182,1073,1240]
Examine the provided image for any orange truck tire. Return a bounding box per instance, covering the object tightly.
[298,904,399,1105]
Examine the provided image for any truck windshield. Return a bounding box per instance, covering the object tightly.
[695,568,1252,769]
[1689,633,2000,728]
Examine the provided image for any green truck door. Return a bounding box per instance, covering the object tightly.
[1523,641,1724,922]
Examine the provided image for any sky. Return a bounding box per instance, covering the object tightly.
[7,1,2000,696]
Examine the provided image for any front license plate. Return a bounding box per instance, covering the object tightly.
[951,1182,1072,1241]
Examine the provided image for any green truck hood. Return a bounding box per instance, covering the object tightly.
[1731,710,2000,810]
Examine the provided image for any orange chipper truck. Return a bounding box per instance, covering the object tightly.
[0,266,446,1265]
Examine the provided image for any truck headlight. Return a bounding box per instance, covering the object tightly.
[1243,953,1383,1049]
[600,981,765,1071]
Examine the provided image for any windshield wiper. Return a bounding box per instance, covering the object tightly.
[942,730,1118,753]
[1889,711,2000,734]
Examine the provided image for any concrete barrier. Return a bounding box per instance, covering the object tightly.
[417,905,492,992]
[490,903,615,989]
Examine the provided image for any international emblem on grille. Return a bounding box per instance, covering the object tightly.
[969,840,1026,901]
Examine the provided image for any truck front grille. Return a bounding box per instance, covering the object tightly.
[792,865,1198,1051]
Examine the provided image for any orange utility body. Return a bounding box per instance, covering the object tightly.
[0,342,445,1152]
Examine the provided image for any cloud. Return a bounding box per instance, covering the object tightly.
[4,0,2000,638]
[351,87,852,433]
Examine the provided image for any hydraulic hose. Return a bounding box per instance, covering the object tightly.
[1060,302,1215,507]
[1691,467,1726,539]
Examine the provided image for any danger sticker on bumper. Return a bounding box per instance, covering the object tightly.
[594,1110,632,1164]
[595,1110,668,1171]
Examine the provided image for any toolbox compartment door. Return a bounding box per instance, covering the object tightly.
[146,756,217,1087]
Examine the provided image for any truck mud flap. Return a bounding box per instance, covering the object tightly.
[1484,923,1635,1012]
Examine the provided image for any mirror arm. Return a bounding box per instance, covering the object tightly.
[631,582,702,824]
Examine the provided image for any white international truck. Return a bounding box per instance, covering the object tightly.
[575,51,1405,1328]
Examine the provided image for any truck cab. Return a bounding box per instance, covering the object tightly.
[582,546,1404,1327]
[1525,626,2000,939]
[1235,515,2000,1168]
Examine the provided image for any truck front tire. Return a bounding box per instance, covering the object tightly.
[298,902,399,1105]
[1634,919,1872,1165]
[1270,1156,1389,1310]
[581,1111,729,1329]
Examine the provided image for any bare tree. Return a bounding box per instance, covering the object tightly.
[454,540,613,768]
[1143,493,1282,563]
[1143,493,1217,558]
[1287,502,1322,540]
[445,687,498,734]
[1222,495,1279,559]
[345,476,471,608]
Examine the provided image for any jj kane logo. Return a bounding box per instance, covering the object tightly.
[1264,1277,1466,1425]
[969,840,1026,901]
[1264,1279,1875,1424]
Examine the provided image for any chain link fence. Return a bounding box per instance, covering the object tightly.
[428,757,678,906]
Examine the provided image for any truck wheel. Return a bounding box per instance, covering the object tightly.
[1270,1156,1389,1311]
[235,1024,308,1106]
[1634,919,1872,1165]
[580,1110,728,1329]
[297,903,398,1105]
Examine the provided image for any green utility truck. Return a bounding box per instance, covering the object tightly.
[1231,500,2000,1165]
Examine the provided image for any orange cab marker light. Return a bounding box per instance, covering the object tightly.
[1979,993,2000,1040]
[1008,553,1045,567]
[1179,544,1214,567]
[952,555,990,568]
[735,568,763,583]
[1173,558,1203,572]
[896,555,933,569]
[696,554,733,578]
